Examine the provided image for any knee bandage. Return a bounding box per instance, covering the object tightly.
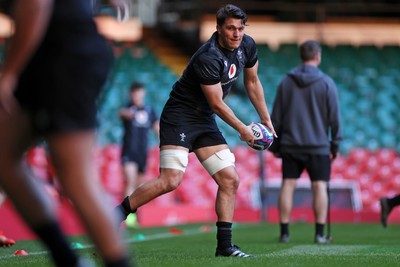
[160,149,189,172]
[201,149,235,176]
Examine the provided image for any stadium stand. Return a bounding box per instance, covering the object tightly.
[92,39,400,217]
[1,1,400,234]
[0,38,397,230]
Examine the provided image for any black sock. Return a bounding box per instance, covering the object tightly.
[116,196,136,221]
[216,221,232,249]
[33,221,78,267]
[105,256,132,267]
[315,223,325,237]
[280,223,289,236]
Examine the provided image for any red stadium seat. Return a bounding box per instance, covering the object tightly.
[102,144,121,162]
[347,148,371,166]
[391,158,400,175]
[100,161,124,196]
[375,148,398,165]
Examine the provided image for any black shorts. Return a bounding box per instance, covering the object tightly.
[281,153,331,181]
[121,150,147,173]
[159,108,227,151]
[14,29,113,136]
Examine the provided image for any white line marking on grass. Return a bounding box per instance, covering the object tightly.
[268,245,372,256]
[258,245,398,257]
[0,227,206,260]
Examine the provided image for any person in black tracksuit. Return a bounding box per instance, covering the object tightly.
[116,4,276,258]
[270,40,342,244]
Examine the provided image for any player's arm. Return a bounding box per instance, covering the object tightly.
[201,83,254,145]
[327,80,342,160]
[243,60,277,137]
[119,108,133,120]
[0,0,53,113]
[152,120,160,139]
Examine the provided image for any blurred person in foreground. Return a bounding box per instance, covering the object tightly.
[119,81,159,227]
[115,4,276,258]
[0,0,131,266]
[269,40,342,244]
[380,194,400,227]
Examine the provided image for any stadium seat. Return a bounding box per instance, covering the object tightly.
[347,148,371,166]
[375,148,398,165]
[94,41,400,211]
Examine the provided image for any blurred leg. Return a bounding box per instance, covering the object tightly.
[0,109,79,265]
[278,179,297,224]
[122,162,139,197]
[47,130,128,262]
[0,110,55,225]
[312,180,328,224]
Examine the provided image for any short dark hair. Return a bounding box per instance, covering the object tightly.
[130,81,144,92]
[216,4,247,26]
[299,40,321,62]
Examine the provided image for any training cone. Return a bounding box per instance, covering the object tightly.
[168,227,183,235]
[70,242,84,249]
[200,225,212,232]
[133,234,146,241]
[13,250,29,256]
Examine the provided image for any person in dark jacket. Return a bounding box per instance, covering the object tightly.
[269,40,341,244]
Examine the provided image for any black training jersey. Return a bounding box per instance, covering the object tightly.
[164,32,258,121]
[121,104,158,154]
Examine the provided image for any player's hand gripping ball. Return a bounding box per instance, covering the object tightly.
[247,123,274,150]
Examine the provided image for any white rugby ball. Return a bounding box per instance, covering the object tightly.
[247,123,274,151]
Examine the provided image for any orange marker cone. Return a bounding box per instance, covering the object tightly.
[168,227,183,235]
[13,250,29,256]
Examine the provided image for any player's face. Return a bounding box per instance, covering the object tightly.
[130,88,145,106]
[217,18,245,51]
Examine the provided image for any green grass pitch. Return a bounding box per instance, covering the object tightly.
[0,222,399,266]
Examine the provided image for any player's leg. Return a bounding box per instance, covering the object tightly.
[278,178,297,242]
[311,180,328,242]
[0,110,81,265]
[380,194,400,227]
[308,154,331,243]
[121,161,139,197]
[196,144,253,258]
[278,153,303,243]
[115,146,188,223]
[47,130,131,266]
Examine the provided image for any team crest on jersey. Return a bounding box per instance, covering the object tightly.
[135,110,149,125]
[237,49,243,60]
[228,64,237,79]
